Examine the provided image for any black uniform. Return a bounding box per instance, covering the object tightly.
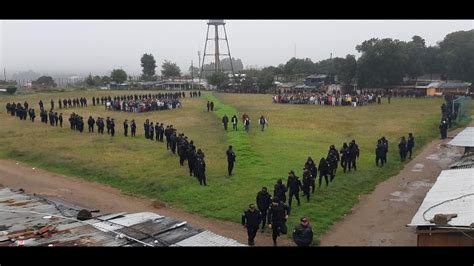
[123,121,129,136]
[106,118,111,134]
[88,117,95,132]
[131,121,136,136]
[407,134,415,159]
[231,115,238,131]
[287,174,302,208]
[302,170,312,202]
[267,201,290,246]
[110,120,115,137]
[195,151,206,186]
[256,189,272,230]
[222,115,229,131]
[318,158,329,188]
[439,121,448,139]
[226,148,236,176]
[376,140,385,167]
[241,208,263,246]
[273,180,287,203]
[398,138,407,161]
[293,223,313,247]
[348,141,360,171]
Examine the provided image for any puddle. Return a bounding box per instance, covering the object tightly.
[411,163,424,172]
[389,191,414,202]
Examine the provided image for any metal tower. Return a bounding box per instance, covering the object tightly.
[199,20,235,83]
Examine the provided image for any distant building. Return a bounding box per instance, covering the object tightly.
[304,74,331,87]
[426,81,471,96]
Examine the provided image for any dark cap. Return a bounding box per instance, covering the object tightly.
[288,170,295,174]
[272,197,279,203]
[249,204,255,209]
[300,217,308,223]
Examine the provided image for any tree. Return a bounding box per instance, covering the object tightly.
[6,86,17,95]
[141,53,157,81]
[32,76,57,87]
[356,38,409,88]
[85,74,95,86]
[101,76,112,85]
[161,60,181,77]
[188,65,200,77]
[404,35,427,79]
[438,30,474,83]
[335,55,357,85]
[110,69,128,83]
[206,71,229,89]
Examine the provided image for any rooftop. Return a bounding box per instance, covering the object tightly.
[448,127,474,147]
[407,168,474,228]
[0,187,244,247]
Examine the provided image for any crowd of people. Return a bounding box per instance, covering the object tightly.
[273,92,382,106]
[103,92,189,112]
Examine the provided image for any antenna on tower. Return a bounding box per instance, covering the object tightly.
[199,20,235,88]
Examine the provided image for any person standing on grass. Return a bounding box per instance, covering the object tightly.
[274,178,287,204]
[318,157,329,188]
[267,197,290,246]
[244,117,250,132]
[159,123,164,142]
[195,149,206,186]
[302,168,312,202]
[110,118,115,137]
[206,101,210,112]
[407,133,415,159]
[304,157,317,194]
[293,217,313,247]
[348,140,359,171]
[287,170,302,208]
[340,143,350,173]
[226,145,236,176]
[106,117,111,135]
[131,119,136,137]
[87,116,95,133]
[256,187,272,233]
[259,115,267,131]
[58,99,62,109]
[222,114,229,131]
[439,120,448,139]
[149,122,154,141]
[327,145,339,182]
[241,204,262,246]
[155,123,160,141]
[123,119,129,137]
[210,101,214,111]
[187,142,196,177]
[231,115,238,131]
[398,136,407,161]
[375,139,385,167]
[381,136,388,164]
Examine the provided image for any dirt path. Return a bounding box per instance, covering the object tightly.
[320,123,472,246]
[0,159,294,246]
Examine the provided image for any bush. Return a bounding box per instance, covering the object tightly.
[6,86,17,95]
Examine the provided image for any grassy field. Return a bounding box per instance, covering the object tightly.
[0,90,465,244]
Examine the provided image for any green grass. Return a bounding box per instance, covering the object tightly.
[0,90,470,244]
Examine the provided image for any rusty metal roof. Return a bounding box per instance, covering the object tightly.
[0,188,245,246]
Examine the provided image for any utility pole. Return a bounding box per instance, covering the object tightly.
[3,68,6,82]
[191,60,194,90]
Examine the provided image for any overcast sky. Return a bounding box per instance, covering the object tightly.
[1,20,473,77]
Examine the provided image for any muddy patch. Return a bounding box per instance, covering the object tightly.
[411,163,424,172]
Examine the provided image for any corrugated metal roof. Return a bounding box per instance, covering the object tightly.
[450,154,474,169]
[0,188,245,246]
[448,127,474,147]
[408,168,474,228]
[172,231,246,246]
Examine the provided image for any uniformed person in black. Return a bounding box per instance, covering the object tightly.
[88,116,95,132]
[106,117,111,135]
[267,197,289,246]
[376,139,385,167]
[256,187,272,232]
[398,136,407,161]
[110,119,115,137]
[144,119,150,139]
[292,217,313,247]
[241,204,262,246]
[58,113,63,127]
[131,119,136,137]
[407,133,415,159]
[222,114,229,131]
[287,170,302,208]
[273,179,287,203]
[123,119,129,136]
[226,145,236,176]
